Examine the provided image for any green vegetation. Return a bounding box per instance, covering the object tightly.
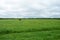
[0,18,60,40]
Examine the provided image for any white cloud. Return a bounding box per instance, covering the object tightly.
[0,0,60,18]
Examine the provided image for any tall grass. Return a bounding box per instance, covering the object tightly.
[0,19,60,34]
[0,19,60,40]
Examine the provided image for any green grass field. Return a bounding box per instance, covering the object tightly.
[0,19,60,40]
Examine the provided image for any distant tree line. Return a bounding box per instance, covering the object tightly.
[0,18,60,20]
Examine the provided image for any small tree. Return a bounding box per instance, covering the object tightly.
[19,19,21,21]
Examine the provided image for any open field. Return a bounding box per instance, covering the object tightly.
[0,18,60,40]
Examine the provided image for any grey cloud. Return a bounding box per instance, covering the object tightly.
[0,0,60,18]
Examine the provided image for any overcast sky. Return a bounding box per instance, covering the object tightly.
[0,0,60,18]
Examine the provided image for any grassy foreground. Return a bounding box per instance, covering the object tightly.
[0,19,60,40]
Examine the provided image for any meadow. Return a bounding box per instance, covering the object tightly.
[0,18,60,40]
